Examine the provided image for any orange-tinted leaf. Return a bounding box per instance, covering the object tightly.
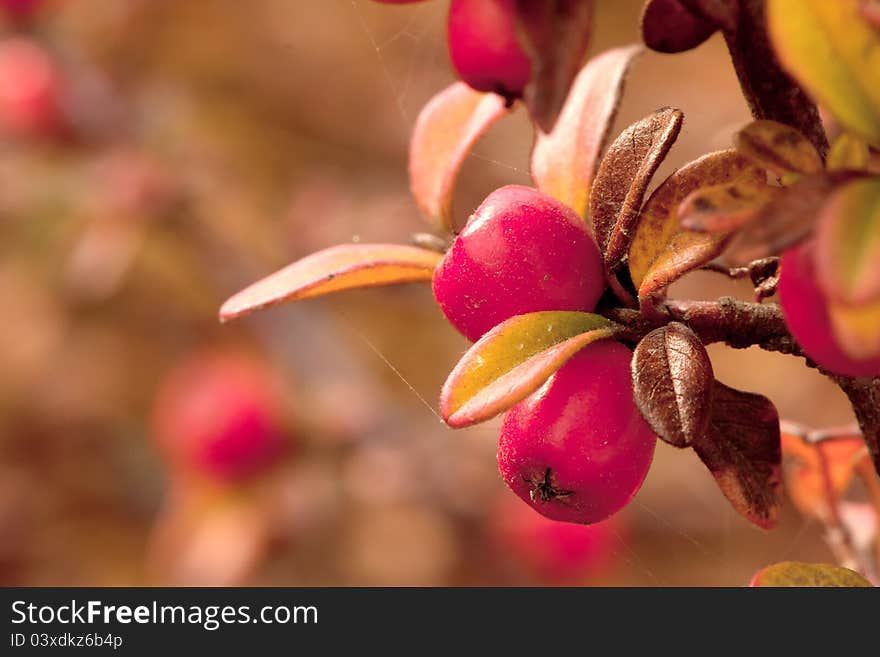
[219,244,441,321]
[815,177,880,305]
[679,177,780,233]
[734,120,823,177]
[409,83,509,232]
[591,107,684,268]
[750,561,872,587]
[628,150,762,299]
[640,0,722,53]
[781,431,866,521]
[631,322,713,448]
[515,0,595,133]
[531,45,642,217]
[827,133,871,172]
[693,381,782,529]
[439,311,619,428]
[767,0,880,148]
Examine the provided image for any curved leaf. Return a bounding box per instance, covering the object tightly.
[219,244,441,322]
[827,133,871,172]
[591,107,684,268]
[694,381,782,529]
[734,120,823,177]
[439,311,620,428]
[631,323,714,448]
[531,45,642,218]
[750,561,872,587]
[767,0,880,148]
[628,150,762,299]
[515,0,595,133]
[679,177,780,233]
[409,83,509,233]
[815,177,880,305]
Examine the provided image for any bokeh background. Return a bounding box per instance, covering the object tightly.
[0,0,860,586]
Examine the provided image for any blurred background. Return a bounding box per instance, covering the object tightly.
[0,0,861,586]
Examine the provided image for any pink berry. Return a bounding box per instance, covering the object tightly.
[498,341,657,525]
[151,351,289,482]
[778,243,880,377]
[432,185,605,342]
[489,495,619,583]
[447,0,532,99]
[0,37,63,139]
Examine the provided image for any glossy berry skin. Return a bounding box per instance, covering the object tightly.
[778,243,880,377]
[432,185,605,342]
[151,352,289,483]
[447,0,531,99]
[489,495,618,583]
[0,38,64,139]
[498,341,657,525]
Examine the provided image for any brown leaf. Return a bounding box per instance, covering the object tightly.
[724,171,861,264]
[734,120,823,177]
[631,322,714,447]
[515,0,595,133]
[750,561,872,587]
[591,107,684,268]
[219,244,441,322]
[409,83,509,233]
[693,381,782,529]
[679,178,781,233]
[531,45,643,217]
[628,149,762,299]
[640,0,720,53]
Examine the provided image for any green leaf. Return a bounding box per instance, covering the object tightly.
[409,83,510,233]
[750,561,872,587]
[439,311,620,428]
[219,244,441,321]
[827,132,871,172]
[531,45,642,218]
[767,0,880,148]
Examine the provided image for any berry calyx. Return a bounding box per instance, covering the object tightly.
[447,0,532,100]
[778,242,880,377]
[432,185,605,342]
[498,341,657,524]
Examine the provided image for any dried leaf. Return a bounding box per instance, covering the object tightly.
[679,177,780,233]
[734,120,823,177]
[815,177,880,305]
[515,0,595,133]
[750,561,872,587]
[531,45,642,217]
[827,133,871,172]
[591,107,684,268]
[219,244,441,321]
[409,83,509,232]
[439,311,619,428]
[628,150,762,299]
[767,0,880,148]
[631,322,714,447]
[640,0,719,53]
[693,381,782,529]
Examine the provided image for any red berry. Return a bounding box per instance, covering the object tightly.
[0,37,64,139]
[498,341,657,524]
[1,0,43,20]
[447,0,531,99]
[432,185,605,342]
[778,243,880,377]
[489,495,619,583]
[151,351,289,482]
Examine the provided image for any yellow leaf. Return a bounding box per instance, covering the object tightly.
[439,311,619,428]
[219,244,441,321]
[827,133,871,171]
[750,561,872,587]
[734,120,823,177]
[768,0,880,148]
